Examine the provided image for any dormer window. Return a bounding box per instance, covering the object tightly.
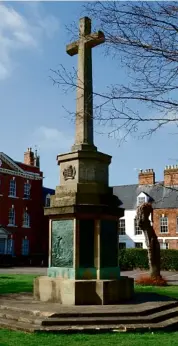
[138,197,146,206]
[137,192,148,206]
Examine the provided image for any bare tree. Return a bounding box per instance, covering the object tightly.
[51,1,178,141]
[136,202,161,279]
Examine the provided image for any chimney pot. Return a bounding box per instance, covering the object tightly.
[24,148,34,166]
[164,163,178,185]
[139,168,155,185]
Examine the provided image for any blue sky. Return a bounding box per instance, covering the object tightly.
[1,1,178,189]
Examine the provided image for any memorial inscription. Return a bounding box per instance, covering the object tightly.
[51,220,73,267]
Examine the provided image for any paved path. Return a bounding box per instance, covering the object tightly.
[0,267,178,285]
[121,270,178,285]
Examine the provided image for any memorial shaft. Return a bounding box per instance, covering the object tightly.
[66,17,105,150]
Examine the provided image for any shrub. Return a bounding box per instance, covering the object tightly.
[135,275,168,286]
[118,248,178,271]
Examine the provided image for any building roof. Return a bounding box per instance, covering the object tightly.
[42,187,55,204]
[113,183,178,210]
[0,152,42,180]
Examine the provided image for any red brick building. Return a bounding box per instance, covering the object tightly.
[0,148,54,262]
[114,166,178,250]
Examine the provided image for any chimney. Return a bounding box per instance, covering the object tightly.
[34,149,40,169]
[164,165,178,186]
[24,148,34,166]
[139,169,155,185]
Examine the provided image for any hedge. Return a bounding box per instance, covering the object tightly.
[118,249,178,271]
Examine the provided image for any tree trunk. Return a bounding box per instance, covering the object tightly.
[137,203,161,279]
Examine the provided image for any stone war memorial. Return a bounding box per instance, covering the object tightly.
[34,17,134,305]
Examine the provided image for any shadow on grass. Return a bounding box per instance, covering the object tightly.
[132,292,177,303]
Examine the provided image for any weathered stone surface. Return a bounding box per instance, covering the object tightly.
[41,16,127,307]
[66,17,105,150]
[58,151,111,187]
[34,276,134,305]
[1,292,178,332]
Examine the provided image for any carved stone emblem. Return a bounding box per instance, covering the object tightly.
[63,165,76,181]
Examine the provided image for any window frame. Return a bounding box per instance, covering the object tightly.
[45,194,51,207]
[8,207,15,225]
[7,238,14,255]
[118,219,126,235]
[160,242,169,250]
[160,216,168,234]
[137,196,146,206]
[22,238,29,256]
[9,179,16,197]
[23,211,30,228]
[134,218,142,235]
[135,242,143,248]
[24,182,31,199]
[119,242,126,249]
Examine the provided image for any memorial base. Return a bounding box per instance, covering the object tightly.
[34,276,134,305]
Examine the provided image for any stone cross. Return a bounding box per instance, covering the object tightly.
[66,17,105,151]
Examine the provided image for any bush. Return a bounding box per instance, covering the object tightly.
[118,249,178,271]
[135,275,168,286]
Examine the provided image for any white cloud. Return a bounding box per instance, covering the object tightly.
[0,3,59,80]
[32,126,73,152]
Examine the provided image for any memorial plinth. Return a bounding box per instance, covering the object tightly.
[34,17,134,305]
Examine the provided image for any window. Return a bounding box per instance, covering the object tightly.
[118,219,125,235]
[8,207,15,225]
[137,196,146,206]
[134,218,142,235]
[9,179,16,197]
[24,183,30,199]
[45,194,51,207]
[160,242,169,250]
[160,216,168,233]
[7,238,14,255]
[0,238,6,254]
[23,211,30,227]
[22,238,29,256]
[135,242,143,248]
[119,242,126,249]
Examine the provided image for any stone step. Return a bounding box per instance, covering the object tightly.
[0,318,36,333]
[46,301,178,318]
[0,301,178,323]
[0,305,43,317]
[42,306,178,326]
[0,309,43,325]
[0,315,178,333]
[37,316,178,333]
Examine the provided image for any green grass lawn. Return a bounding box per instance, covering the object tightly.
[1,274,178,346]
[1,330,178,346]
[0,274,36,294]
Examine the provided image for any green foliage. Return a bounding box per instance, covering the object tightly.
[118,249,148,270]
[119,249,178,271]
